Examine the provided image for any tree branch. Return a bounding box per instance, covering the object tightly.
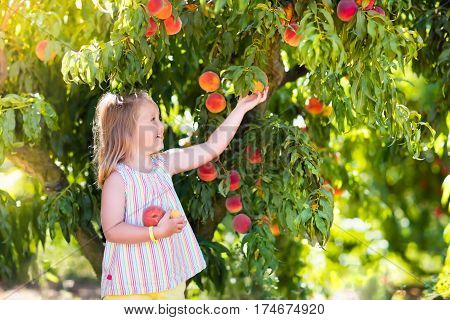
[279,64,308,87]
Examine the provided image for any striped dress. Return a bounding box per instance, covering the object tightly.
[100,153,207,299]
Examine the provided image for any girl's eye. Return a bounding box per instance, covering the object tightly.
[152,117,156,121]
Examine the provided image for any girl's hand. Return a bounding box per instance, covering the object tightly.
[154,212,186,239]
[236,86,269,112]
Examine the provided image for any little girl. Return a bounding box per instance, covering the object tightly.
[93,86,269,300]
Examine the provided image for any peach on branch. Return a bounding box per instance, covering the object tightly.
[143,206,165,227]
[145,18,158,37]
[197,162,218,182]
[155,0,172,19]
[198,71,220,92]
[35,40,56,62]
[205,92,226,113]
[147,0,164,15]
[232,213,252,234]
[283,23,301,47]
[164,15,182,35]
[228,169,240,191]
[305,97,324,115]
[270,223,280,236]
[245,145,262,164]
[337,0,358,22]
[252,72,268,93]
[225,194,243,213]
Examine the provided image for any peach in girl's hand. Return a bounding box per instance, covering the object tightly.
[143,206,165,227]
[169,209,182,218]
[236,86,269,112]
[155,212,187,238]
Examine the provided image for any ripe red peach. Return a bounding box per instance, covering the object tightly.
[232,213,252,234]
[164,15,182,35]
[283,23,301,47]
[145,18,158,37]
[205,92,226,113]
[35,40,56,62]
[155,0,172,19]
[228,170,240,191]
[305,97,324,115]
[337,0,358,22]
[143,206,165,227]
[270,223,280,236]
[245,145,262,164]
[225,194,243,213]
[199,71,220,92]
[252,72,268,93]
[147,0,164,15]
[197,162,218,182]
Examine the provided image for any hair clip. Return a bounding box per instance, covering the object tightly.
[115,94,124,106]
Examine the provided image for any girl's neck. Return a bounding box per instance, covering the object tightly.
[124,152,156,173]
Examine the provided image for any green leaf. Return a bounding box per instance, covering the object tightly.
[356,10,366,40]
[300,208,312,224]
[21,106,41,141]
[1,109,15,148]
[315,216,327,237]
[218,178,229,197]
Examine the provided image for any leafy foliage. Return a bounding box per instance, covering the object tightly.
[0,0,448,299]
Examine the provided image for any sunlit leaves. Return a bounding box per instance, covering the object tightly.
[0,94,59,165]
[222,65,268,97]
[40,182,99,243]
[295,4,346,73]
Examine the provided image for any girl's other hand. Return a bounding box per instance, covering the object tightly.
[236,86,269,112]
[154,211,187,239]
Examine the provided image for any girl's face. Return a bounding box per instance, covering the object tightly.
[134,99,165,156]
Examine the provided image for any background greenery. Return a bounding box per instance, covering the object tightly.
[0,0,448,299]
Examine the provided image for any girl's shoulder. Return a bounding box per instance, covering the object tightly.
[102,170,126,195]
[109,163,128,186]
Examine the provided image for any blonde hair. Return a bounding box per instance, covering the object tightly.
[92,90,155,188]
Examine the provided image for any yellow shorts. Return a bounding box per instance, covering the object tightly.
[103,281,186,300]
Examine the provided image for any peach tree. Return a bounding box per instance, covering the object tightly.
[0,1,448,298]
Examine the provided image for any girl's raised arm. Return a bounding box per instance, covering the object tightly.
[161,87,269,176]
